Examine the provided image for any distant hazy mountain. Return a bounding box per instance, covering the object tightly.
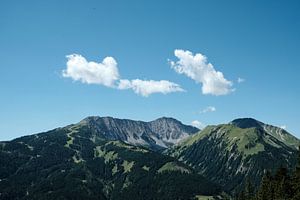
[79,116,199,151]
[0,116,218,200]
[168,118,300,194]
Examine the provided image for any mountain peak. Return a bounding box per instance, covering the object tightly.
[82,116,186,125]
[230,118,263,129]
[169,117,300,193]
[80,116,141,126]
[78,116,199,150]
[81,116,115,122]
[151,117,181,123]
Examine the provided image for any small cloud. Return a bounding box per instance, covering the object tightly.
[280,125,287,130]
[118,79,184,97]
[62,54,184,97]
[170,49,234,96]
[200,106,216,114]
[191,120,205,129]
[63,54,120,87]
[237,77,245,83]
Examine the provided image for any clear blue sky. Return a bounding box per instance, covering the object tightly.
[1,0,300,140]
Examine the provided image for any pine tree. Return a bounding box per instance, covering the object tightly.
[292,145,300,200]
[254,146,300,200]
[237,190,245,200]
[274,166,288,199]
[256,171,273,200]
[244,178,254,200]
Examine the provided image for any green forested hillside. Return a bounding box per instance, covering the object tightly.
[1,117,299,199]
[0,123,219,200]
[168,118,300,194]
[237,147,300,200]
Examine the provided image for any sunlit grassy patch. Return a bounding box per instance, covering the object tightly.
[122,160,134,173]
[142,165,150,171]
[158,162,190,174]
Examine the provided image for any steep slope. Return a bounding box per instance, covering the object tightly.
[0,120,219,200]
[80,116,199,150]
[231,118,299,149]
[168,118,300,194]
[149,117,199,146]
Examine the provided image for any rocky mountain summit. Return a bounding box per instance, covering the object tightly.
[79,116,199,150]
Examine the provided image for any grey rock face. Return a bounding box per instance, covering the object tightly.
[79,116,199,150]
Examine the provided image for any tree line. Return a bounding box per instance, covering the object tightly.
[236,146,300,200]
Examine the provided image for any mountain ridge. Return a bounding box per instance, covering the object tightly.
[77,116,199,150]
[168,118,300,194]
[230,117,299,149]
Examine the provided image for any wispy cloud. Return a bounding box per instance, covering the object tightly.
[200,106,216,114]
[62,54,184,97]
[170,49,234,96]
[191,120,205,129]
[280,125,287,130]
[237,77,245,83]
[118,79,184,97]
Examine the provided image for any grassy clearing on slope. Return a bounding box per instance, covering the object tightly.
[64,126,81,148]
[142,165,150,171]
[122,176,131,189]
[221,125,265,156]
[72,154,84,163]
[122,160,134,173]
[64,131,74,148]
[94,146,119,163]
[112,164,118,175]
[181,126,215,147]
[108,141,149,153]
[195,195,215,200]
[158,162,190,174]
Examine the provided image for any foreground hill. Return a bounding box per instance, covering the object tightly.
[168,118,300,194]
[0,118,219,200]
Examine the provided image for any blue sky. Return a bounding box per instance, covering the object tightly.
[1,0,300,140]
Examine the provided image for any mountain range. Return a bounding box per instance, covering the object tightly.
[0,116,299,199]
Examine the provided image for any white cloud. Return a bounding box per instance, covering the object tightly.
[118,79,184,97]
[280,125,287,130]
[200,106,216,114]
[63,54,120,87]
[191,120,205,129]
[62,54,184,97]
[237,77,245,83]
[170,49,234,96]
